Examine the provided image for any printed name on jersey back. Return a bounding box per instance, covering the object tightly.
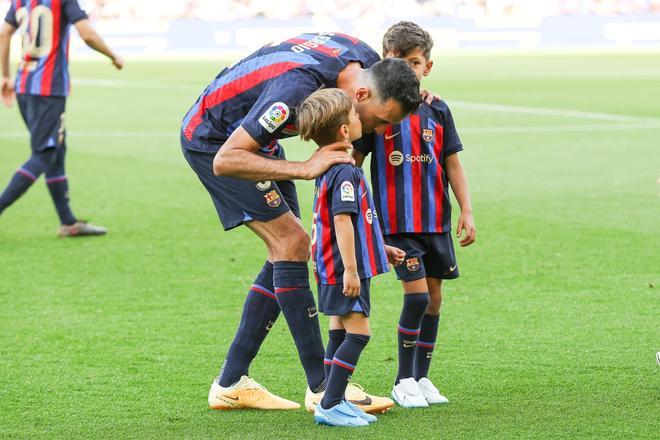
[290,33,338,54]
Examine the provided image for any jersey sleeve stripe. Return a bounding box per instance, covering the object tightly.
[183,61,303,141]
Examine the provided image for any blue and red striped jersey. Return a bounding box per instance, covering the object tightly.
[311,164,389,285]
[355,100,463,235]
[181,32,380,155]
[5,0,87,97]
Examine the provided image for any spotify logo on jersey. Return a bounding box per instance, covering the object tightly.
[389,150,404,166]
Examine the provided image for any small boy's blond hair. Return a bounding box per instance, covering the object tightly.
[297,88,352,147]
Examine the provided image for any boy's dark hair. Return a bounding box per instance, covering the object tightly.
[382,21,434,60]
[297,88,353,147]
[366,58,421,116]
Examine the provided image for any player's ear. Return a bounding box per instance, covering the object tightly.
[340,124,350,141]
[355,87,370,102]
[424,60,434,77]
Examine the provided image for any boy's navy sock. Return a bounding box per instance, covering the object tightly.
[414,313,440,380]
[320,333,370,409]
[324,329,346,380]
[273,261,325,391]
[396,292,429,383]
[218,261,281,387]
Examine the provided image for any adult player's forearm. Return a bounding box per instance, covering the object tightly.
[213,149,305,181]
[84,34,116,61]
[334,215,358,272]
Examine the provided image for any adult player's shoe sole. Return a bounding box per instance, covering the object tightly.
[208,376,300,410]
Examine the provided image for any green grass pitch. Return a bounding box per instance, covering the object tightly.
[0,53,658,439]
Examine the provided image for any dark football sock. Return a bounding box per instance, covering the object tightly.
[324,329,346,380]
[0,152,54,214]
[414,313,440,380]
[396,292,429,383]
[218,261,281,387]
[273,261,325,391]
[320,333,370,410]
[45,146,76,225]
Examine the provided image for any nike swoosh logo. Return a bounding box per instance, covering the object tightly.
[219,395,239,402]
[403,343,416,348]
[449,265,457,271]
[349,396,372,406]
[384,132,400,140]
[308,311,318,318]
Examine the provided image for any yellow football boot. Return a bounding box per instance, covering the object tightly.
[208,376,300,410]
[345,383,395,414]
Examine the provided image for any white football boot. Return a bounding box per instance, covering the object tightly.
[417,377,449,404]
[391,377,429,408]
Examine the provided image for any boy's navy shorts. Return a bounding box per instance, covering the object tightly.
[181,139,300,231]
[17,94,66,152]
[318,278,371,317]
[385,232,459,282]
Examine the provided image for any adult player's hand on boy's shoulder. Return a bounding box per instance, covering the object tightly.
[385,245,405,266]
[457,211,476,247]
[420,89,441,105]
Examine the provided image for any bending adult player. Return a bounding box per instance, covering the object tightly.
[180,32,421,410]
[0,0,123,236]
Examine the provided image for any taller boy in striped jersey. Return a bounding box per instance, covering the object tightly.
[0,0,123,236]
[354,22,477,407]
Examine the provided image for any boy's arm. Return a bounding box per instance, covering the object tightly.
[0,22,16,107]
[334,214,361,297]
[73,19,123,69]
[445,153,476,247]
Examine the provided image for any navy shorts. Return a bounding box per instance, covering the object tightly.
[385,232,459,282]
[318,278,371,317]
[17,94,66,152]
[181,141,300,231]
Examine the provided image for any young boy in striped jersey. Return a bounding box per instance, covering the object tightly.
[298,88,405,427]
[354,21,477,407]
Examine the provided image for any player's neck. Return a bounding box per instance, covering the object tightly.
[336,62,364,96]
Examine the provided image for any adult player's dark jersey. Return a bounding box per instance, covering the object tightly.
[355,100,463,235]
[181,32,380,156]
[4,0,88,97]
[311,164,389,285]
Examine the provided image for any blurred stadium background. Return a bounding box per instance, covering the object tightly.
[2,0,660,57]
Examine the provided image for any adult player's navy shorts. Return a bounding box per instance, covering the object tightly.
[385,232,459,281]
[318,278,371,317]
[181,139,300,231]
[17,94,66,152]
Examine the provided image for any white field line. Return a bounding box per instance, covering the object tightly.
[1,123,659,139]
[71,77,660,125]
[451,100,660,124]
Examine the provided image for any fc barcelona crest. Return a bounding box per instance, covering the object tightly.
[423,129,434,143]
[406,257,420,272]
[264,190,281,208]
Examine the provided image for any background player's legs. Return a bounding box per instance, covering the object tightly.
[414,277,442,380]
[0,149,57,216]
[44,143,77,226]
[217,261,281,386]
[247,212,326,392]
